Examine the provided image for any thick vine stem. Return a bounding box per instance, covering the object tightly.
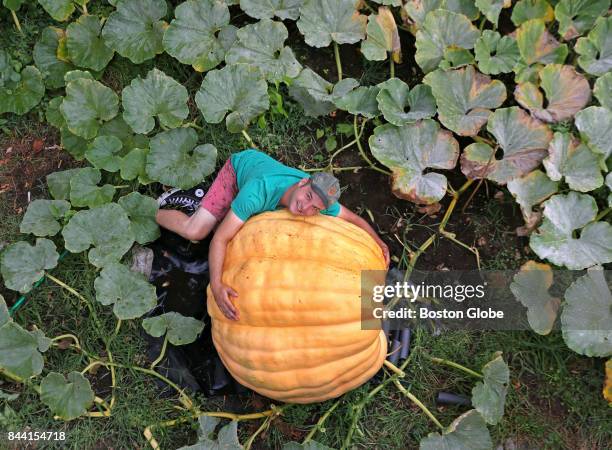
[595,207,611,222]
[426,355,483,378]
[383,360,405,377]
[150,334,168,370]
[0,367,23,383]
[392,379,444,430]
[244,415,273,450]
[242,129,256,148]
[333,41,343,81]
[302,399,341,443]
[10,11,23,34]
[390,58,395,78]
[353,116,391,175]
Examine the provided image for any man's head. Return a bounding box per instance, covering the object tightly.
[287,172,341,216]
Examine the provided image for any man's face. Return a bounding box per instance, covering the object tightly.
[288,179,326,216]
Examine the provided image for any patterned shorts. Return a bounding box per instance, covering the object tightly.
[200,158,238,221]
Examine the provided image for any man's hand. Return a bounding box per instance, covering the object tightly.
[211,282,239,321]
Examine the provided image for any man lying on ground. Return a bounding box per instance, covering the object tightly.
[156,149,390,321]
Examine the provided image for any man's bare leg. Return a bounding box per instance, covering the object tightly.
[156,207,217,241]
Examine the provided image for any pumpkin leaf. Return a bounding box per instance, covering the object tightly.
[20,199,71,237]
[514,64,590,123]
[461,107,552,184]
[101,0,167,64]
[62,203,135,268]
[561,267,612,357]
[99,116,150,152]
[472,352,509,425]
[40,372,94,420]
[282,441,334,450]
[543,132,603,192]
[530,192,612,269]
[419,409,492,450]
[0,321,48,379]
[120,147,150,183]
[46,97,65,129]
[296,0,367,48]
[0,295,10,327]
[85,135,123,172]
[60,77,119,139]
[362,7,402,63]
[122,68,189,135]
[376,79,435,126]
[142,312,204,345]
[33,27,75,89]
[594,72,612,110]
[177,416,242,450]
[511,0,554,26]
[63,69,95,83]
[554,0,609,41]
[66,15,114,72]
[288,68,335,117]
[415,9,480,74]
[404,0,480,31]
[47,168,81,200]
[515,19,568,66]
[94,262,157,319]
[369,119,459,204]
[423,65,506,136]
[60,127,88,160]
[146,128,217,189]
[117,192,160,245]
[69,167,115,208]
[334,85,380,118]
[3,0,26,11]
[575,15,612,76]
[162,0,236,72]
[225,19,301,83]
[510,260,560,335]
[195,64,269,133]
[507,169,558,233]
[37,0,84,22]
[574,106,612,159]
[475,0,511,27]
[0,66,45,115]
[0,239,59,294]
[240,0,303,20]
[474,30,520,75]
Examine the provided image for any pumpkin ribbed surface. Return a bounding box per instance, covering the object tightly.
[206,210,387,403]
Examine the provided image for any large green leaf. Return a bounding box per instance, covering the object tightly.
[33,27,75,89]
[240,0,302,20]
[46,97,65,129]
[474,30,520,75]
[511,0,554,26]
[122,68,189,134]
[195,64,269,133]
[529,192,612,269]
[404,0,480,31]
[99,116,150,153]
[282,442,333,450]
[376,78,435,126]
[94,262,157,319]
[369,119,459,204]
[415,9,480,73]
[3,0,26,10]
[472,352,509,425]
[225,19,301,83]
[47,168,81,200]
[461,107,552,184]
[120,148,150,183]
[507,169,558,234]
[101,0,167,64]
[85,135,123,172]
[62,203,135,268]
[561,268,612,357]
[0,50,17,88]
[288,69,359,117]
[594,72,612,110]
[38,0,86,21]
[361,7,402,63]
[554,0,609,41]
[66,15,114,71]
[334,85,380,118]
[0,239,59,294]
[146,128,217,189]
[117,192,160,245]
[475,0,511,27]
[575,16,612,76]
[69,167,115,208]
[40,372,94,420]
[514,64,590,123]
[543,132,603,192]
[419,409,492,450]
[0,295,9,327]
[0,66,45,115]
[142,312,204,345]
[296,0,367,48]
[162,0,236,72]
[575,106,612,159]
[60,126,89,160]
[515,19,568,77]
[424,65,506,136]
[60,77,119,139]
[177,416,242,450]
[510,260,560,335]
[20,200,71,237]
[0,321,48,379]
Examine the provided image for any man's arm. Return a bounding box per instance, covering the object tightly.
[337,205,390,267]
[209,210,245,320]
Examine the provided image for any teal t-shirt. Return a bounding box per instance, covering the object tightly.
[229,149,341,221]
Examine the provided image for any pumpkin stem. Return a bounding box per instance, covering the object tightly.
[150,334,169,370]
[426,355,483,378]
[383,360,405,377]
[393,379,444,430]
[302,399,341,443]
[353,115,391,175]
[334,41,343,81]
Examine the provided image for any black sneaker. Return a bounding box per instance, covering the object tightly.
[157,184,208,216]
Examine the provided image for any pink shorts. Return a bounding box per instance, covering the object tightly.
[200,158,238,221]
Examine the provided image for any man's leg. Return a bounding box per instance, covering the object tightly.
[156,207,217,241]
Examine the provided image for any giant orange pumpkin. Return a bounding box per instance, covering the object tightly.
[206,210,387,403]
